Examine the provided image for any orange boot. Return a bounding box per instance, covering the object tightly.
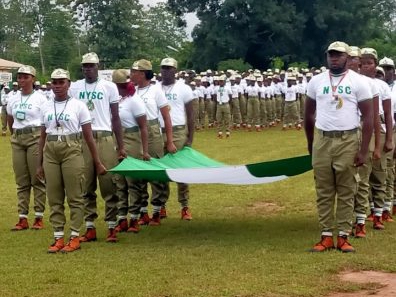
[11,217,29,231]
[309,236,334,252]
[337,236,355,253]
[61,237,80,253]
[31,217,44,230]
[79,228,97,242]
[48,238,65,253]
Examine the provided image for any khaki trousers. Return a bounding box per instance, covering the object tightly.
[247,97,260,126]
[192,99,200,128]
[283,101,298,125]
[11,129,46,216]
[266,99,273,122]
[1,106,7,132]
[312,130,359,234]
[230,98,241,125]
[367,133,387,211]
[82,133,119,223]
[216,103,231,132]
[239,96,247,124]
[275,95,282,120]
[137,123,167,210]
[44,139,84,232]
[199,99,205,127]
[163,128,189,207]
[260,99,267,126]
[115,130,142,217]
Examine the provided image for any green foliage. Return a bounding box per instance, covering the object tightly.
[270,57,285,71]
[288,61,309,70]
[217,58,252,72]
[168,0,396,69]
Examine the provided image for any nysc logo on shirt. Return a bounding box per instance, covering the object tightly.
[47,113,70,121]
[322,86,352,95]
[14,103,32,110]
[79,91,104,100]
[165,93,177,101]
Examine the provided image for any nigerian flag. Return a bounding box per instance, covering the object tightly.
[110,147,312,185]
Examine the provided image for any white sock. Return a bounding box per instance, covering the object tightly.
[338,231,349,237]
[370,202,374,211]
[140,207,148,213]
[86,221,95,229]
[19,214,28,219]
[107,221,117,229]
[118,215,127,220]
[321,231,332,237]
[356,213,366,225]
[54,231,64,239]
[384,202,392,212]
[70,230,79,238]
[131,214,139,220]
[374,207,382,217]
[153,205,161,214]
[35,212,44,218]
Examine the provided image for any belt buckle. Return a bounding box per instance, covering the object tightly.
[57,135,62,142]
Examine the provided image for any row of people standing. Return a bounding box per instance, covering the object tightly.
[7,53,194,253]
[186,72,309,138]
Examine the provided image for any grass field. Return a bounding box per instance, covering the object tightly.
[0,126,396,297]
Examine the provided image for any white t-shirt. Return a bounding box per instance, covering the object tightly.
[192,89,199,100]
[68,78,119,132]
[44,90,55,101]
[284,85,298,102]
[119,96,146,128]
[133,84,167,121]
[216,85,232,103]
[306,70,372,131]
[7,91,47,129]
[230,84,240,99]
[245,85,260,97]
[159,81,194,127]
[272,82,282,95]
[375,78,391,115]
[1,93,9,106]
[40,97,91,135]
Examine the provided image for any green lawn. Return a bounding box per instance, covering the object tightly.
[0,127,395,297]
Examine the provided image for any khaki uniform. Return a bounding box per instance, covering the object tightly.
[11,128,46,216]
[44,135,84,233]
[82,132,119,223]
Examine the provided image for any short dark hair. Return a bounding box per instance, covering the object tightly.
[144,70,154,80]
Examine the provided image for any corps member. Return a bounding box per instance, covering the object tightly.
[37,69,106,253]
[305,41,373,253]
[159,57,194,220]
[7,65,47,231]
[68,52,126,243]
[112,69,150,233]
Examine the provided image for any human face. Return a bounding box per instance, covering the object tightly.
[347,56,361,72]
[17,73,34,92]
[82,63,98,82]
[130,69,145,87]
[116,82,128,97]
[360,56,376,78]
[327,51,348,74]
[52,79,70,100]
[382,66,395,84]
[160,66,177,85]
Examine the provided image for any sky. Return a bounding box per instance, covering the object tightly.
[140,0,200,38]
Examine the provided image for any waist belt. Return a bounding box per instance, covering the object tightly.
[124,126,139,133]
[218,102,229,105]
[318,128,358,138]
[92,130,112,138]
[14,126,40,135]
[148,119,159,126]
[47,133,81,142]
[161,125,186,133]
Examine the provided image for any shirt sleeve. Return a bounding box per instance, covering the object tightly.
[79,101,92,125]
[306,79,317,100]
[107,81,120,104]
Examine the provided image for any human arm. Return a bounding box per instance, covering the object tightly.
[82,123,107,175]
[160,105,177,153]
[136,115,150,160]
[36,126,47,182]
[357,99,374,166]
[304,97,316,155]
[110,103,127,160]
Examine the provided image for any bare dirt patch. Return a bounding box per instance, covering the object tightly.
[247,201,285,214]
[327,271,396,297]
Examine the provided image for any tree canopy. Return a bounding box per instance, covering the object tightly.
[168,0,396,70]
